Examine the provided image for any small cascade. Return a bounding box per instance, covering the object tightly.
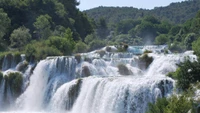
[0,80,5,109]
[49,79,82,112]
[2,54,22,71]
[69,76,173,113]
[16,56,76,111]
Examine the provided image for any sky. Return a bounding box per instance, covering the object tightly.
[77,0,185,11]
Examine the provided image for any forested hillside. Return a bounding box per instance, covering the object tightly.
[0,0,95,60]
[85,0,200,24]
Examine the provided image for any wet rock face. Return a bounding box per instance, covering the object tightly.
[74,54,82,64]
[157,80,173,97]
[81,66,91,77]
[95,50,106,58]
[117,64,132,75]
[66,79,82,110]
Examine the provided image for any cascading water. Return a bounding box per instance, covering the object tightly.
[0,45,196,113]
[16,56,76,111]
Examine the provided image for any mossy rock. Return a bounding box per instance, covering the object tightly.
[143,50,152,54]
[95,50,106,57]
[138,54,153,70]
[117,64,132,75]
[82,66,91,77]
[74,54,82,64]
[5,72,23,97]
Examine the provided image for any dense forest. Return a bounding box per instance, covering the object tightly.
[85,0,200,24]
[0,0,200,59]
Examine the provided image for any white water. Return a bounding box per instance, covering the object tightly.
[0,46,196,113]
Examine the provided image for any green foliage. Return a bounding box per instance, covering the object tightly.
[169,41,186,53]
[0,8,10,41]
[25,41,62,61]
[34,14,52,39]
[10,26,32,48]
[5,72,23,97]
[184,33,196,50]
[155,34,169,45]
[73,41,89,53]
[47,36,72,55]
[88,39,106,51]
[170,60,200,91]
[147,95,194,113]
[85,1,200,24]
[192,38,200,57]
[84,33,97,44]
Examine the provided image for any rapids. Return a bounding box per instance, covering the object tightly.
[0,45,196,113]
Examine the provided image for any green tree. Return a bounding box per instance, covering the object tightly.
[10,26,31,48]
[0,8,10,41]
[73,41,88,53]
[155,34,169,45]
[192,37,200,57]
[33,14,52,39]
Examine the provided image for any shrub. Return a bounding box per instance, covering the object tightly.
[175,60,200,91]
[144,50,152,54]
[9,26,31,48]
[73,41,88,53]
[88,39,106,51]
[117,64,132,75]
[147,95,194,113]
[5,72,23,97]
[74,54,82,64]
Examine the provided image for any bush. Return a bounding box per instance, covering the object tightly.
[25,41,62,61]
[174,60,200,91]
[5,72,23,97]
[88,39,106,51]
[147,95,194,113]
[73,41,88,53]
[144,50,152,54]
[117,64,132,75]
[10,26,31,48]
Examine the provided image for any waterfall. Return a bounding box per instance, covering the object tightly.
[0,46,197,113]
[69,76,173,113]
[0,80,5,109]
[16,56,76,111]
